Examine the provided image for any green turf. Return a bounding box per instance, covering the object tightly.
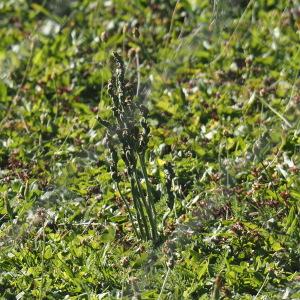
[0,0,300,299]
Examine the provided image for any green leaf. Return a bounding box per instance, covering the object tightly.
[44,245,53,259]
[271,241,283,251]
[100,226,116,243]
[0,81,7,101]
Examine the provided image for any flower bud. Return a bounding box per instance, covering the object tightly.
[164,163,175,209]
[132,26,140,39]
[101,31,108,43]
[112,107,119,118]
[122,24,129,35]
[128,48,136,59]
[111,171,120,182]
[139,105,149,117]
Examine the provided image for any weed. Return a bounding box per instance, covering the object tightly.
[98,52,159,242]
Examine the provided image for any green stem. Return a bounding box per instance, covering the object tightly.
[116,182,140,239]
[4,193,14,221]
[130,178,150,240]
[134,170,157,241]
[138,152,157,218]
[128,178,145,239]
[39,226,46,300]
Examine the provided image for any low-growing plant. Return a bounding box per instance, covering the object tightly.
[98,52,175,243]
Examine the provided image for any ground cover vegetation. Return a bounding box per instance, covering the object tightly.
[0,0,300,298]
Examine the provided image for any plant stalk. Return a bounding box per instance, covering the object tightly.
[134,170,157,241]
[116,182,140,239]
[130,178,151,240]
